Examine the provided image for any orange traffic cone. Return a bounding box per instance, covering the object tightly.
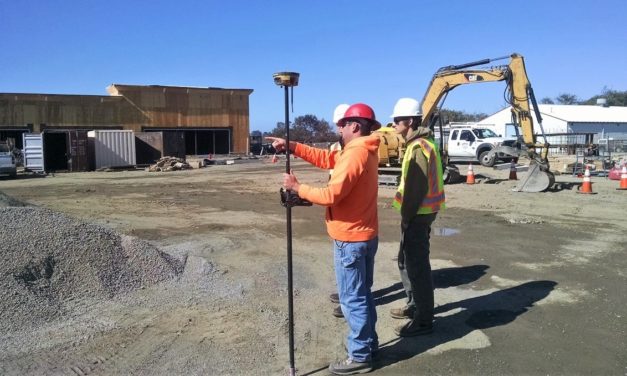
[271,154,278,164]
[508,159,518,180]
[466,164,475,185]
[577,166,596,194]
[617,164,627,190]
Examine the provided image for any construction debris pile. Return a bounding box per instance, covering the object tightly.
[0,198,184,332]
[147,157,193,172]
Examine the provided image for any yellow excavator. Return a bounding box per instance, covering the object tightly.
[375,53,555,192]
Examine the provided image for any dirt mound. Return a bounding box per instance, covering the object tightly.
[0,206,184,332]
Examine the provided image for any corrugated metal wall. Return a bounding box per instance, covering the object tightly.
[22,133,44,172]
[89,130,136,169]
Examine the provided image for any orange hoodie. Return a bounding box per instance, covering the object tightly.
[295,135,380,242]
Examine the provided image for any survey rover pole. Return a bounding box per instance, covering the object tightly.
[273,71,300,376]
[283,83,296,376]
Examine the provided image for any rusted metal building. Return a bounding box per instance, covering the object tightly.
[0,84,254,155]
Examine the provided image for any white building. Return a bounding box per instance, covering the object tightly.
[478,104,627,141]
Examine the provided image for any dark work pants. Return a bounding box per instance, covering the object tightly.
[398,213,436,325]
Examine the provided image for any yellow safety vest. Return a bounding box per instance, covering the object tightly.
[392,137,445,214]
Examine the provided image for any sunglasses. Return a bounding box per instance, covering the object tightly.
[393,117,410,125]
[338,120,364,128]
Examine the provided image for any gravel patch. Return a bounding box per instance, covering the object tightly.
[0,206,183,332]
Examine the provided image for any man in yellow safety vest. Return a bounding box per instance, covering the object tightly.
[389,97,445,337]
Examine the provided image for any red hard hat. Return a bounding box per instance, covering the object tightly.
[338,103,381,131]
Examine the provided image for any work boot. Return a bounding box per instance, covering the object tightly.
[330,292,340,304]
[394,320,433,337]
[389,305,415,319]
[333,305,344,318]
[328,358,373,375]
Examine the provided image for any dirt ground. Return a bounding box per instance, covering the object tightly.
[1,156,626,375]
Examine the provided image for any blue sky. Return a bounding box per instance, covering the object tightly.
[1,0,626,132]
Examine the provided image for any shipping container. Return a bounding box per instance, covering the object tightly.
[135,131,185,165]
[22,131,92,173]
[43,130,90,172]
[22,133,44,172]
[88,130,136,169]
[67,130,90,172]
[135,132,162,165]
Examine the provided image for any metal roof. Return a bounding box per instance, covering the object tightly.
[536,105,627,123]
[108,84,253,94]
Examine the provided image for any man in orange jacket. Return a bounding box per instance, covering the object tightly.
[267,103,381,375]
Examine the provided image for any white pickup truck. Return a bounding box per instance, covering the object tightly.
[0,142,17,178]
[436,125,517,167]
[377,124,518,185]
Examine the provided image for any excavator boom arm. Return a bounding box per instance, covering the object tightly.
[420,67,508,129]
[420,53,550,162]
[507,54,549,155]
[374,53,554,191]
[418,53,554,192]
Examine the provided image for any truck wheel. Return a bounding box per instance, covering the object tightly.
[479,150,496,167]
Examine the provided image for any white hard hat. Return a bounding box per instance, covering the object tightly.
[333,103,350,124]
[390,97,421,118]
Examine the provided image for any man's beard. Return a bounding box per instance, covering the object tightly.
[338,134,344,148]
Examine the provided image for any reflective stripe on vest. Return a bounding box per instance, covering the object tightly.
[392,137,446,214]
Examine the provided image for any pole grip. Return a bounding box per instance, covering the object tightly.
[285,86,291,174]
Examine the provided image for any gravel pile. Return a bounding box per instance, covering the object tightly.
[0,191,25,207]
[0,205,184,332]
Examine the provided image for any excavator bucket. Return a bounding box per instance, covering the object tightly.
[443,165,461,184]
[514,161,555,192]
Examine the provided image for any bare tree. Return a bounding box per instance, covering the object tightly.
[555,93,579,105]
[540,97,555,104]
[267,115,337,143]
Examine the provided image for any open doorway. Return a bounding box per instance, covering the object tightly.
[43,132,68,171]
[0,129,29,149]
[144,128,232,156]
[187,129,231,155]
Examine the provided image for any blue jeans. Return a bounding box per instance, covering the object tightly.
[334,237,378,362]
